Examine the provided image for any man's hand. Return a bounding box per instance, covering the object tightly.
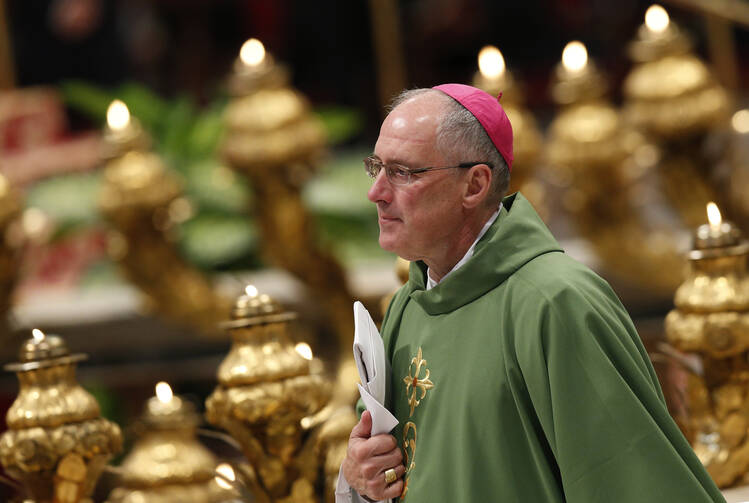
[342,411,406,501]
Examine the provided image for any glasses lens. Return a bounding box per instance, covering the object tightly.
[387,164,411,185]
[364,157,381,179]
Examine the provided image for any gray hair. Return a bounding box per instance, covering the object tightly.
[389,88,510,206]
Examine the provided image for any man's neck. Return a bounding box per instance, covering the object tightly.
[425,205,498,283]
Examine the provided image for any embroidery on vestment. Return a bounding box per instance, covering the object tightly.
[400,347,434,498]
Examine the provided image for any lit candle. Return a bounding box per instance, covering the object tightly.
[562,41,588,74]
[478,45,505,80]
[106,100,131,132]
[240,38,266,68]
[102,98,148,155]
[645,4,670,34]
[693,202,741,249]
[147,381,184,417]
[732,109,749,134]
[706,202,721,232]
[31,328,45,342]
[294,342,313,361]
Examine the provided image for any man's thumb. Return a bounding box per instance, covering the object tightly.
[351,410,373,439]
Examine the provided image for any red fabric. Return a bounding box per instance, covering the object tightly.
[432,83,514,171]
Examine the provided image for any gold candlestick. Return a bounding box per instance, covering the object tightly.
[98,100,232,336]
[205,286,344,503]
[220,38,355,363]
[471,46,546,220]
[546,40,683,297]
[0,173,23,340]
[106,382,234,503]
[665,202,749,487]
[0,329,122,502]
[623,4,731,228]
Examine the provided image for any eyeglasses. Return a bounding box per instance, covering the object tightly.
[364,156,493,186]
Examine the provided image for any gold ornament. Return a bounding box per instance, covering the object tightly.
[206,286,355,502]
[546,40,683,298]
[665,203,749,487]
[98,100,232,336]
[0,329,122,502]
[623,5,731,228]
[106,382,234,503]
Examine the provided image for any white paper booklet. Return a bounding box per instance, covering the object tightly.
[353,301,399,435]
[335,302,399,503]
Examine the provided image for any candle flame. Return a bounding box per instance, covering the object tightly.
[32,328,45,342]
[295,342,313,361]
[106,100,130,131]
[215,463,236,490]
[645,4,670,33]
[562,41,588,73]
[245,284,258,297]
[155,381,173,403]
[240,38,266,66]
[732,109,749,134]
[706,202,722,227]
[478,45,505,79]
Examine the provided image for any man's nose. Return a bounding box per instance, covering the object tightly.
[367,169,392,204]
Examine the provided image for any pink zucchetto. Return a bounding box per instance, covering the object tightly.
[432,83,514,171]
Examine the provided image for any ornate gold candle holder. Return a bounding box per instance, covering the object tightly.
[546,40,683,297]
[220,38,354,360]
[729,109,749,234]
[665,203,749,487]
[98,100,231,336]
[0,329,122,502]
[623,4,731,228]
[106,382,234,503]
[206,286,354,503]
[471,46,546,220]
[0,173,24,340]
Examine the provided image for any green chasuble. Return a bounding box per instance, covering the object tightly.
[378,193,724,502]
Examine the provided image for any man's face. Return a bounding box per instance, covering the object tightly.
[367,94,466,263]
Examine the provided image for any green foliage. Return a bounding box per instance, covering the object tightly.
[314,105,364,145]
[178,213,260,270]
[26,172,103,229]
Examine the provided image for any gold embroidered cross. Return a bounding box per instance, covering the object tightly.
[403,347,434,416]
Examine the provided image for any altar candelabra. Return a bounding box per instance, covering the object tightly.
[220,38,355,360]
[98,100,232,335]
[205,286,356,503]
[106,382,234,503]
[0,329,122,502]
[665,203,749,488]
[623,4,731,228]
[546,40,683,297]
[729,109,749,233]
[0,173,23,340]
[471,45,547,220]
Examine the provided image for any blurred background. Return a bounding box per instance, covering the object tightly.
[1,0,749,500]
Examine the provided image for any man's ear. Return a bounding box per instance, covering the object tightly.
[462,164,492,209]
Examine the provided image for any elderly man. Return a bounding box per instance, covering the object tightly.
[337,84,724,502]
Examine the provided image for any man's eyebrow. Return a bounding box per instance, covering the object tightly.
[372,154,414,167]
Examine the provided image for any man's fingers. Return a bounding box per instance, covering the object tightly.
[383,465,407,499]
[350,411,373,439]
[367,463,407,500]
[383,479,405,500]
[352,434,398,461]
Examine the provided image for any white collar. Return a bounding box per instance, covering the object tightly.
[426,203,502,290]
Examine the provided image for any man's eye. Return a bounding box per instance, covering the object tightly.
[390,166,410,180]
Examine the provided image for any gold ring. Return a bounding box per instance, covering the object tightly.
[384,468,397,485]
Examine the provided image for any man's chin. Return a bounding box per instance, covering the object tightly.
[378,234,400,254]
